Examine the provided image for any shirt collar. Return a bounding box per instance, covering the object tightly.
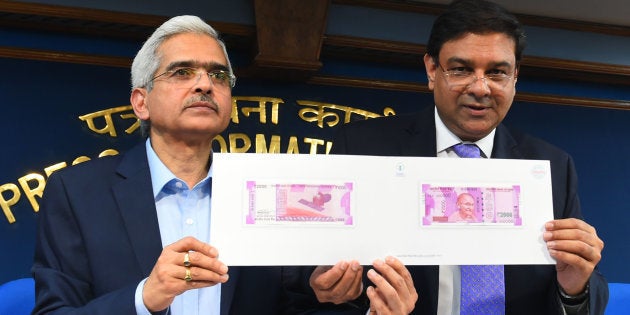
[145,139,213,198]
[434,107,495,158]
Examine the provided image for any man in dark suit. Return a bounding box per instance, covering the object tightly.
[307,0,608,314]
[32,16,286,314]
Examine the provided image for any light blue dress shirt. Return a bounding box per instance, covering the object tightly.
[134,139,221,315]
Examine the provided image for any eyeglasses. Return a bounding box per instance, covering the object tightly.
[151,67,236,89]
[437,63,513,91]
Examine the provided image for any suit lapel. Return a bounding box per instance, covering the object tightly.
[113,143,164,277]
[403,106,438,157]
[491,124,523,159]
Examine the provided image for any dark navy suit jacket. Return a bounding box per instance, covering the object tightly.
[32,142,286,315]
[327,106,608,314]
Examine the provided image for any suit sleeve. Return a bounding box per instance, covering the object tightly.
[561,156,609,314]
[32,173,139,315]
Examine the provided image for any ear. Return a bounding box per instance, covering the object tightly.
[130,88,150,121]
[423,54,437,90]
[513,66,519,85]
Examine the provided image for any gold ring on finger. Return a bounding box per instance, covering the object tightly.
[184,267,192,282]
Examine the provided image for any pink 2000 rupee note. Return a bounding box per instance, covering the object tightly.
[422,184,522,226]
[246,181,354,225]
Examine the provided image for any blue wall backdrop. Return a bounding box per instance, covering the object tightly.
[1,56,629,285]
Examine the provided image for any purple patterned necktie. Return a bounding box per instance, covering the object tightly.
[452,143,506,315]
[451,142,482,158]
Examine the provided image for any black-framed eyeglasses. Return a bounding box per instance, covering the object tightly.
[151,67,236,89]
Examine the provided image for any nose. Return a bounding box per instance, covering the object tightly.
[464,75,491,96]
[193,71,214,93]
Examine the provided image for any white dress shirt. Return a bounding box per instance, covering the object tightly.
[434,108,495,315]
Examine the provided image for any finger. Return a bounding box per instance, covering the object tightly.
[310,265,333,287]
[367,268,403,311]
[323,262,363,300]
[310,261,350,290]
[544,218,603,250]
[544,227,604,250]
[383,256,416,294]
[545,218,596,234]
[184,250,229,276]
[185,265,230,285]
[366,286,388,315]
[548,245,601,271]
[310,261,363,304]
[372,259,406,294]
[347,261,364,298]
[371,258,418,313]
[167,236,219,258]
[163,237,228,278]
[548,237,602,261]
[384,256,418,311]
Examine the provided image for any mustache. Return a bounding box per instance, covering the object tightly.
[459,95,493,107]
[184,94,219,109]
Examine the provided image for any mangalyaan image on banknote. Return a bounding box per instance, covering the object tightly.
[244,181,354,225]
[422,184,522,226]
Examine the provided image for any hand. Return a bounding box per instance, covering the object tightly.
[544,218,604,295]
[366,256,417,315]
[309,260,363,304]
[142,236,229,311]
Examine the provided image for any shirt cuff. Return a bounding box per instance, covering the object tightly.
[134,278,169,315]
[135,278,153,315]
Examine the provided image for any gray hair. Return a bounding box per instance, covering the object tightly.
[130,15,233,137]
